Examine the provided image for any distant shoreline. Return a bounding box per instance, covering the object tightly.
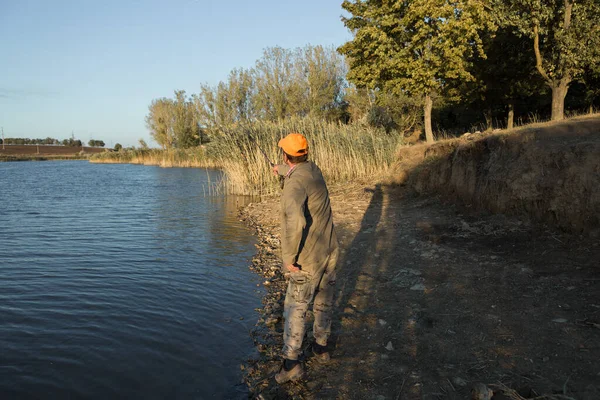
[0,144,106,162]
[0,155,91,162]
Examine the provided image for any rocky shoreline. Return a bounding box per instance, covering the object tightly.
[238,198,299,398]
[238,185,600,400]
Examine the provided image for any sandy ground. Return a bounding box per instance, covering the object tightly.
[241,183,600,400]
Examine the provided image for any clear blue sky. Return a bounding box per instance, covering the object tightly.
[0,0,351,147]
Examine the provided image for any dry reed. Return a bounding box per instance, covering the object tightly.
[208,117,402,195]
[90,117,403,195]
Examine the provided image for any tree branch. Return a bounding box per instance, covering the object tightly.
[533,23,552,85]
[563,0,573,30]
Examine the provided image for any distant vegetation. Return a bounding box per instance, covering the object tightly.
[2,137,62,145]
[0,144,106,162]
[88,140,105,147]
[1,137,105,147]
[93,2,600,194]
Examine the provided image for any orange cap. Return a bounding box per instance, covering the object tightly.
[278,133,308,157]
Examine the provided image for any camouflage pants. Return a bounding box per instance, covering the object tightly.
[282,248,339,360]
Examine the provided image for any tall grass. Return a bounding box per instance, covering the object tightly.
[209,117,403,195]
[90,147,220,168]
[91,118,403,195]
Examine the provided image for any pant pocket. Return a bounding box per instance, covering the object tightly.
[289,272,312,302]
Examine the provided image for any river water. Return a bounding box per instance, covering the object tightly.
[0,161,262,399]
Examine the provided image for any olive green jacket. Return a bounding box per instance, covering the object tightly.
[277,161,338,275]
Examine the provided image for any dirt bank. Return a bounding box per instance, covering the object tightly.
[392,116,600,235]
[240,118,600,399]
[241,184,599,400]
[0,145,106,161]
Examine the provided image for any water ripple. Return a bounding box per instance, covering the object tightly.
[0,161,261,399]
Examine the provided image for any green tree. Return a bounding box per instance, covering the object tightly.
[344,86,374,123]
[469,28,546,129]
[146,97,174,149]
[191,45,350,134]
[582,64,600,113]
[146,91,200,149]
[339,0,493,143]
[192,75,253,137]
[301,45,347,120]
[193,83,219,130]
[497,0,600,121]
[114,143,123,152]
[345,86,421,134]
[225,68,256,123]
[88,139,105,147]
[172,90,201,148]
[253,46,304,121]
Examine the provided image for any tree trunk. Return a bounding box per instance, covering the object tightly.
[550,79,570,121]
[590,103,594,115]
[424,94,434,144]
[507,102,514,130]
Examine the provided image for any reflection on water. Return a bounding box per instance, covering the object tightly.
[0,161,262,399]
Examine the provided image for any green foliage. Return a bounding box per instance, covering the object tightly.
[140,4,600,156]
[582,64,600,108]
[478,28,545,100]
[495,0,600,119]
[191,44,347,138]
[146,90,200,149]
[192,68,256,130]
[114,143,122,152]
[497,0,600,82]
[172,90,200,148]
[3,137,61,145]
[301,45,347,119]
[463,27,548,127]
[62,138,82,147]
[146,97,174,148]
[339,0,494,141]
[253,46,304,120]
[344,87,422,134]
[88,139,105,147]
[339,0,493,97]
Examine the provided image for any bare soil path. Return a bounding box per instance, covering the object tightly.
[242,184,600,400]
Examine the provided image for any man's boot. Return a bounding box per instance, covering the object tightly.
[311,342,330,363]
[274,359,303,384]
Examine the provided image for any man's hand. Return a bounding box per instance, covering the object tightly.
[272,165,280,176]
[286,264,300,273]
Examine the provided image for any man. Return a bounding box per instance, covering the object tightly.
[271,133,339,384]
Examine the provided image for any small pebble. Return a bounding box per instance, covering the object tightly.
[452,377,467,387]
